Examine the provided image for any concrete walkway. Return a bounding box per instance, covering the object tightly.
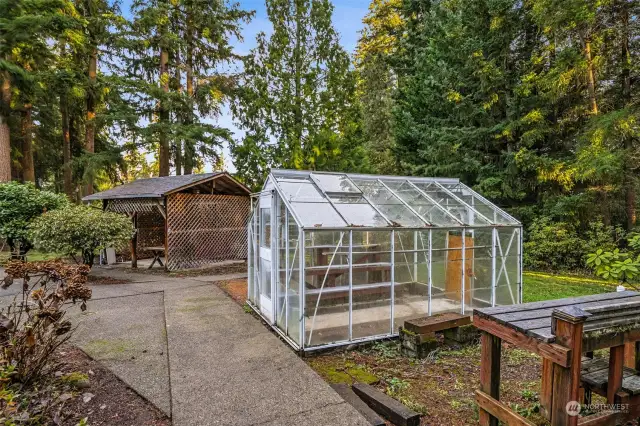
[48,267,369,425]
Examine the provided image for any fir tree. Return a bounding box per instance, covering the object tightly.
[231,0,365,189]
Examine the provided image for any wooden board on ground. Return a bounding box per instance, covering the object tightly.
[330,384,385,426]
[352,382,420,426]
[403,312,471,335]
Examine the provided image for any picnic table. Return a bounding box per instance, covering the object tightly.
[473,291,640,426]
[144,246,165,269]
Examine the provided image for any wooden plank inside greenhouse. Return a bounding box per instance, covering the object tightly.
[444,233,473,303]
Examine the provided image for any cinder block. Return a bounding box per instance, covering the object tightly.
[399,327,438,358]
[443,324,479,344]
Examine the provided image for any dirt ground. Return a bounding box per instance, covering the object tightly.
[87,275,131,285]
[214,278,550,425]
[216,279,250,305]
[57,346,170,426]
[138,261,247,277]
[307,339,549,425]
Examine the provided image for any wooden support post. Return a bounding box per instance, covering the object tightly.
[540,358,553,420]
[623,341,640,370]
[608,345,625,403]
[130,212,138,269]
[550,306,590,426]
[624,342,635,369]
[163,197,168,271]
[479,331,501,426]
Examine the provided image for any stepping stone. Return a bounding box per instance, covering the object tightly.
[352,382,420,426]
[331,384,385,426]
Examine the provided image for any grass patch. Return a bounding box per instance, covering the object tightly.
[523,271,616,302]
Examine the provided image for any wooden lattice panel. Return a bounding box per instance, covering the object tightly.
[166,193,249,270]
[105,198,159,214]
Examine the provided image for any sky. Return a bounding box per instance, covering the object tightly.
[121,0,371,173]
[212,0,371,172]
[122,0,371,173]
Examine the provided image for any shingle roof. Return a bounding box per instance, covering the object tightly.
[83,172,249,201]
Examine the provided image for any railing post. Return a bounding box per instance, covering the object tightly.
[549,306,591,426]
[479,332,501,426]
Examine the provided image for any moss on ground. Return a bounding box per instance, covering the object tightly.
[309,360,379,385]
[84,339,134,358]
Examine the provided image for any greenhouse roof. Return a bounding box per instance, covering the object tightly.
[266,169,520,229]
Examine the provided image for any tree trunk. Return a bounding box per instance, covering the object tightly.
[174,51,182,175]
[85,46,97,194]
[183,13,195,175]
[61,93,73,198]
[620,1,636,229]
[0,72,11,182]
[158,48,170,176]
[21,105,35,183]
[583,35,598,115]
[82,249,95,267]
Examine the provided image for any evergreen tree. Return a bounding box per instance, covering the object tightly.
[175,0,252,175]
[231,0,365,189]
[355,0,403,174]
[0,0,84,182]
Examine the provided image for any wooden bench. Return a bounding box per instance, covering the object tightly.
[581,357,640,399]
[474,291,640,426]
[143,246,165,269]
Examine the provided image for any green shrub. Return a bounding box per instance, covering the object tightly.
[587,232,640,283]
[29,205,134,267]
[0,182,68,257]
[524,218,618,272]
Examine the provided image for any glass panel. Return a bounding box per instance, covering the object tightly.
[351,231,392,339]
[260,208,271,248]
[393,230,429,331]
[495,228,520,305]
[463,228,493,312]
[441,182,518,225]
[279,180,326,202]
[331,198,389,227]
[304,231,349,347]
[312,173,361,194]
[411,182,492,226]
[351,179,424,227]
[351,287,391,339]
[351,231,391,288]
[251,200,261,307]
[382,180,460,227]
[431,229,463,314]
[290,202,346,228]
[305,231,349,290]
[247,217,255,305]
[287,213,301,344]
[276,197,286,330]
[261,258,271,298]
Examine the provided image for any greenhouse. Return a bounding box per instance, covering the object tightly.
[247,169,522,351]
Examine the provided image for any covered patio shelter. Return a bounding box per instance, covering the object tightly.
[83,172,251,270]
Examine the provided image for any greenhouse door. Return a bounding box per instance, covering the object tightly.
[258,194,274,322]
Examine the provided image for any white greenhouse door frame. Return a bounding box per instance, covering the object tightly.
[258,193,275,322]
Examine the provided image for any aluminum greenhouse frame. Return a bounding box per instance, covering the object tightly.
[247,169,522,352]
